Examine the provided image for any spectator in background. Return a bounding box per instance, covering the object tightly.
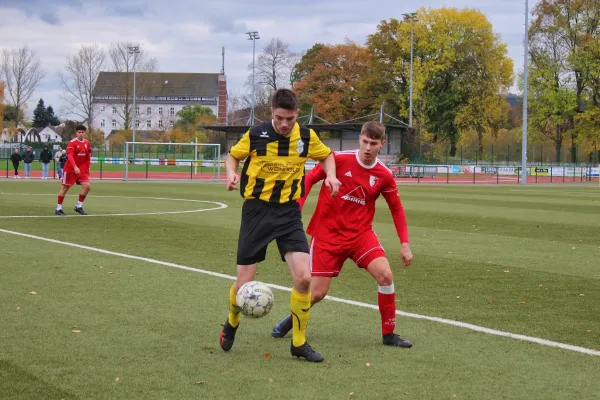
[40,145,52,180]
[59,150,68,174]
[54,147,64,179]
[22,146,35,179]
[10,148,22,179]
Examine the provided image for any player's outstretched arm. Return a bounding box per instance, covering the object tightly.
[319,153,341,198]
[297,163,327,209]
[381,181,412,266]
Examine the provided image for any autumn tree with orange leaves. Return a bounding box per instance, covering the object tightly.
[293,41,375,122]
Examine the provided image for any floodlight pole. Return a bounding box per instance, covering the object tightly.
[247,31,260,126]
[403,12,418,128]
[521,0,529,184]
[128,45,140,161]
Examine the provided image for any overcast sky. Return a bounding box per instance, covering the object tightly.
[0,0,534,120]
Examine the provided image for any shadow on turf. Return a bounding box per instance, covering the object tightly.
[0,360,78,399]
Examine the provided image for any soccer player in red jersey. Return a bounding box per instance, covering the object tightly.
[272,121,414,348]
[55,125,92,216]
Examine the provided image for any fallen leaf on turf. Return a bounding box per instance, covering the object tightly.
[121,356,127,360]
[231,368,236,372]
[269,378,273,383]
[456,296,460,299]
[538,284,543,287]
[519,301,528,304]
[349,392,355,397]
[16,306,21,311]
[264,352,271,359]
[503,270,510,273]
[29,291,37,295]
[114,377,120,382]
[453,395,457,398]
[108,272,114,275]
[195,380,206,385]
[365,362,371,367]
[404,392,410,395]
[585,330,592,333]
[72,330,81,333]
[487,300,497,304]
[579,294,585,296]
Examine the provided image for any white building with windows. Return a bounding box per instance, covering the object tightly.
[91,72,227,137]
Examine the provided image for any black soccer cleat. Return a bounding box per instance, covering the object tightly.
[382,333,413,348]
[220,319,238,351]
[55,209,67,216]
[74,207,87,215]
[272,315,293,338]
[291,341,324,362]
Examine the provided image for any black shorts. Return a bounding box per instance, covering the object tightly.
[237,199,309,265]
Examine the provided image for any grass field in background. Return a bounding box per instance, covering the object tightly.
[1,181,599,399]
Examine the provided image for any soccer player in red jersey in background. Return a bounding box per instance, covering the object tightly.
[55,125,92,216]
[272,121,414,348]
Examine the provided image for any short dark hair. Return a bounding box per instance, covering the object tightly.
[75,125,87,132]
[271,89,299,110]
[361,121,386,141]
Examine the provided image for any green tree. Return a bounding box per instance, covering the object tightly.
[175,104,216,129]
[364,8,513,156]
[32,98,48,127]
[531,0,600,162]
[3,104,23,122]
[46,105,60,126]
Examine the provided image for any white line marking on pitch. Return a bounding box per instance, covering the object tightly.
[0,194,227,218]
[0,228,598,357]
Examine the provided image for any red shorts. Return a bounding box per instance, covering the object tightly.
[62,171,89,187]
[310,231,386,277]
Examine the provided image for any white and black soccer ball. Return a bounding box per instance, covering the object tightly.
[236,281,274,318]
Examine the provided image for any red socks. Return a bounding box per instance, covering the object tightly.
[79,194,86,202]
[378,284,396,335]
[57,196,65,205]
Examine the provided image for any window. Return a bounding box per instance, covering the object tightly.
[146,120,151,128]
[158,120,163,128]
[112,106,117,114]
[169,121,174,127]
[135,120,140,128]
[100,119,105,127]
[146,106,152,114]
[136,106,140,115]
[112,120,117,128]
[101,106,105,112]
[170,107,175,116]
[158,106,163,115]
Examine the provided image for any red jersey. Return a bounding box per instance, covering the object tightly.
[64,138,91,173]
[300,150,409,245]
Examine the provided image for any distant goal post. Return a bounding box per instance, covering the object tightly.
[122,141,221,181]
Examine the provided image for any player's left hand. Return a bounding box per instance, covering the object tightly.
[400,243,413,266]
[324,176,341,198]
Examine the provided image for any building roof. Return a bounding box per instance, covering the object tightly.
[93,72,222,97]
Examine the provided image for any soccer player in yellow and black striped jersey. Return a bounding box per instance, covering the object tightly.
[220,88,341,362]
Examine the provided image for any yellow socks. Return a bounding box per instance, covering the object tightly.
[290,288,311,347]
[227,283,241,328]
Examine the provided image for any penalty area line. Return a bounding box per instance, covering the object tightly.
[0,228,598,357]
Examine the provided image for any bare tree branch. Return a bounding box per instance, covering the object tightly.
[108,42,158,129]
[1,46,46,126]
[58,44,106,125]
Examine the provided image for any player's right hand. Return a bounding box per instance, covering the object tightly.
[226,174,239,191]
[324,176,341,198]
[74,166,80,175]
[400,243,413,266]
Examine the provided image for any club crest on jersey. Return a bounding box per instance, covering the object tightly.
[296,140,304,154]
[370,175,378,187]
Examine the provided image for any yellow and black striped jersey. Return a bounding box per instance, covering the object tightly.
[229,121,332,203]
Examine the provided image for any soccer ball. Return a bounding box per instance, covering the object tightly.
[236,281,274,318]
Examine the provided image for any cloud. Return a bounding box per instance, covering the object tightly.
[0,0,537,120]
